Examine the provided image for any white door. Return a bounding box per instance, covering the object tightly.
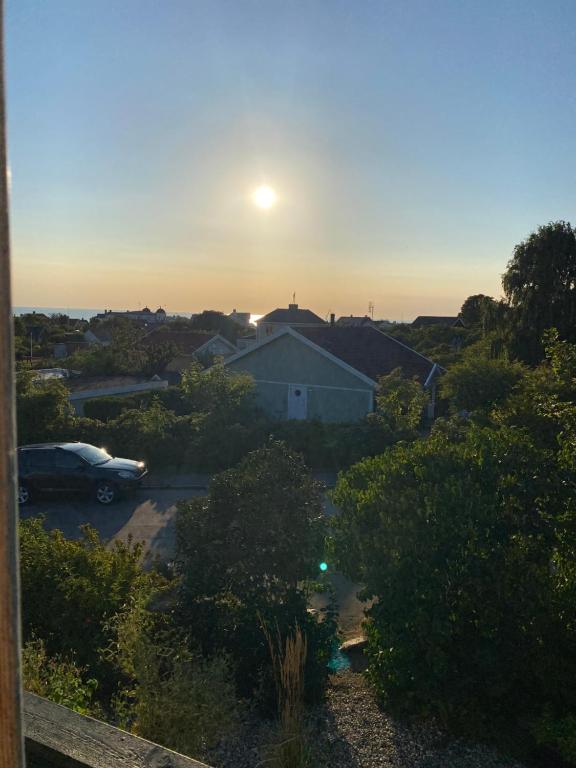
[287,384,308,420]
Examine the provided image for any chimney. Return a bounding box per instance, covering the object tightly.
[330,313,335,326]
[288,303,298,310]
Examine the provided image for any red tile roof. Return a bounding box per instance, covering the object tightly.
[296,326,436,383]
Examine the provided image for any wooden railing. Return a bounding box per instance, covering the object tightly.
[24,692,212,768]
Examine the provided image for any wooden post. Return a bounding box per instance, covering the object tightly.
[0,0,25,765]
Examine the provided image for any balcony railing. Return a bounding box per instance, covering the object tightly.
[24,691,212,768]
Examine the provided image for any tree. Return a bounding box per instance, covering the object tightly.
[16,370,75,444]
[440,346,525,413]
[373,367,428,434]
[140,342,178,377]
[174,442,335,701]
[503,220,576,363]
[180,360,255,417]
[459,294,496,329]
[176,310,245,343]
[331,425,574,732]
[19,518,159,689]
[176,441,325,604]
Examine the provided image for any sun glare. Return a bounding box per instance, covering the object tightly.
[252,185,277,209]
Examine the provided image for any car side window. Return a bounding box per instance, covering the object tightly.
[27,450,55,469]
[54,450,82,469]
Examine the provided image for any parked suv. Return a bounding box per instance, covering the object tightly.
[18,442,148,506]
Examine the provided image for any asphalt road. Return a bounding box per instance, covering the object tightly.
[20,487,206,565]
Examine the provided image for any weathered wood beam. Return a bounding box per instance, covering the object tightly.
[24,692,214,768]
[0,0,25,765]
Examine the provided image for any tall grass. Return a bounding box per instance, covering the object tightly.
[260,618,310,768]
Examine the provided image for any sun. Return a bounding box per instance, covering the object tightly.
[252,185,277,209]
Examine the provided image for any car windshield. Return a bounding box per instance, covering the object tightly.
[73,445,112,466]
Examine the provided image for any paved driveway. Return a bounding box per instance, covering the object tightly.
[20,487,205,565]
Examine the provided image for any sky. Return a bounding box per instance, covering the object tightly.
[6,0,576,320]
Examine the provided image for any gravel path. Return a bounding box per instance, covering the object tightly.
[206,671,526,768]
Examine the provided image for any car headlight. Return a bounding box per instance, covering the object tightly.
[117,471,137,479]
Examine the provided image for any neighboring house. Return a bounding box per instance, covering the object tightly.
[224,325,441,423]
[140,329,237,378]
[237,334,257,351]
[68,376,168,415]
[94,307,168,325]
[229,309,252,328]
[256,303,326,340]
[411,315,465,328]
[336,315,377,328]
[84,328,112,346]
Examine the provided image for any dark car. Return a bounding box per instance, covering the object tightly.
[17,442,148,506]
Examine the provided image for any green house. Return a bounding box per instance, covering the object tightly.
[225,326,441,423]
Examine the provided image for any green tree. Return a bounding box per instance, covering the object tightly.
[16,370,74,444]
[176,441,325,603]
[186,310,245,343]
[19,518,159,691]
[180,360,254,416]
[140,342,178,377]
[331,425,574,732]
[440,347,525,413]
[503,220,576,363]
[175,442,335,702]
[373,367,428,433]
[459,294,496,329]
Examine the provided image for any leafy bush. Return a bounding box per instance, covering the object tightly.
[175,441,336,704]
[22,638,98,715]
[16,371,74,444]
[19,518,160,694]
[103,399,181,466]
[440,349,525,413]
[110,598,239,759]
[331,424,575,733]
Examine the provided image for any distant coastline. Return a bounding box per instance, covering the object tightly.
[14,307,263,324]
[14,307,196,321]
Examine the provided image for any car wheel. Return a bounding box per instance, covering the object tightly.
[18,483,31,506]
[95,482,116,505]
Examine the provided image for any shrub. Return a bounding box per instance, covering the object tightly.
[175,441,336,704]
[22,638,98,716]
[19,518,160,695]
[110,599,239,759]
[331,425,575,733]
[16,371,74,444]
[440,351,525,413]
